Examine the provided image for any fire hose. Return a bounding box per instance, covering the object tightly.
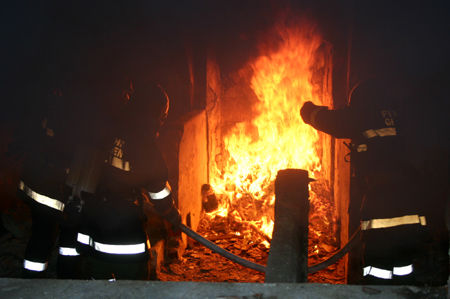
[179,223,361,274]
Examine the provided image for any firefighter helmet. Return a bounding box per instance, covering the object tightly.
[125,81,170,128]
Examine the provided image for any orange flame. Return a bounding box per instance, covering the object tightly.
[210,23,330,242]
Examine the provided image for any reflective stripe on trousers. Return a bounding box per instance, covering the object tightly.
[361,214,427,230]
[77,232,91,245]
[59,247,80,256]
[77,233,146,255]
[363,264,413,279]
[23,259,48,272]
[148,182,171,200]
[18,180,65,211]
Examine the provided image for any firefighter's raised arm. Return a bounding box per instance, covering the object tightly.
[300,101,358,139]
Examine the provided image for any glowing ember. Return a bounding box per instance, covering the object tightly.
[209,22,335,253]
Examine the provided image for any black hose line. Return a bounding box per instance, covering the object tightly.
[308,227,361,274]
[179,224,266,272]
[179,223,361,274]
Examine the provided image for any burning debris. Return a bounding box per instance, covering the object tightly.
[159,206,344,283]
[159,215,267,282]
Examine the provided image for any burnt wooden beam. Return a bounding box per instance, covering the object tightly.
[265,169,311,283]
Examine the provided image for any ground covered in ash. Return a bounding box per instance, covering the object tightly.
[159,214,345,283]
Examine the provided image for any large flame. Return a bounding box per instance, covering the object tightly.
[209,24,331,243]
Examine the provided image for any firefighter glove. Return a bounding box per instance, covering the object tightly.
[300,101,327,126]
[152,197,182,228]
[300,101,316,124]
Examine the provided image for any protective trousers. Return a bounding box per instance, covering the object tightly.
[76,193,150,280]
[21,189,81,279]
[361,225,427,285]
[22,203,58,278]
[360,179,430,285]
[57,225,82,279]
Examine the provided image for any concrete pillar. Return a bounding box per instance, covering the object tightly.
[265,169,311,283]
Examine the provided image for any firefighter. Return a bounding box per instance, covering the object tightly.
[13,82,81,278]
[300,78,447,285]
[75,79,181,280]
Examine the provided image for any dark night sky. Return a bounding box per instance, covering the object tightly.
[1,0,449,153]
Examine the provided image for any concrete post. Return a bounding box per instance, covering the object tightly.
[265,169,311,283]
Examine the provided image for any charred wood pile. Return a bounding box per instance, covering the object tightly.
[159,210,345,283]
